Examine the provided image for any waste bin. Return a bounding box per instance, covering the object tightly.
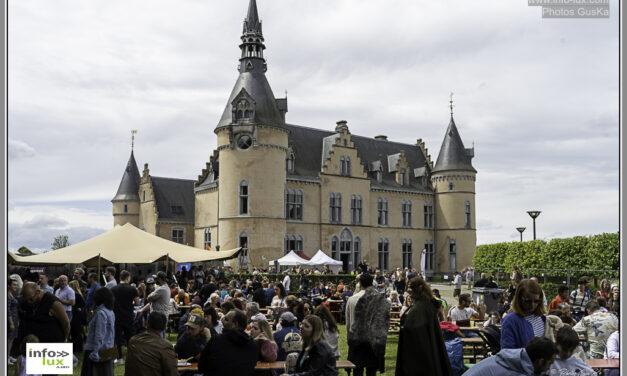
[471,288,505,313]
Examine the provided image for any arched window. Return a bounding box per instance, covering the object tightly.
[234,99,254,122]
[284,234,304,255]
[465,200,472,228]
[239,180,249,215]
[448,239,457,271]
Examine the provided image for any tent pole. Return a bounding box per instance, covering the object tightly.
[165,253,169,274]
[97,254,101,279]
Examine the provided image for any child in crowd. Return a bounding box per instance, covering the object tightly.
[14,334,41,376]
[549,326,595,376]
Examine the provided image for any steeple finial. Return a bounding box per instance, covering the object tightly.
[449,92,454,116]
[131,130,137,150]
[239,0,265,65]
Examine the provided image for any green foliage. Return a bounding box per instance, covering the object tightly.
[473,233,619,273]
[51,234,70,250]
[16,246,33,255]
[225,273,355,293]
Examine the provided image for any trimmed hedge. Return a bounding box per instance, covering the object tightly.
[225,273,355,294]
[473,233,619,276]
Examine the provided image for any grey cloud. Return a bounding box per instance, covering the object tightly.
[8,139,36,160]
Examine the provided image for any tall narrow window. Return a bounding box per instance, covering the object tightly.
[424,202,434,228]
[449,239,457,272]
[399,168,407,186]
[286,153,294,173]
[204,228,211,250]
[378,238,390,271]
[465,200,472,228]
[377,197,388,226]
[376,170,382,183]
[425,240,434,272]
[239,180,249,215]
[123,204,128,213]
[329,193,342,223]
[346,156,351,176]
[172,228,185,244]
[350,195,362,225]
[340,156,351,176]
[402,239,413,269]
[354,237,361,267]
[285,189,303,220]
[401,200,412,227]
[239,231,249,252]
[339,156,345,176]
[449,182,454,191]
[142,190,146,201]
[331,236,339,260]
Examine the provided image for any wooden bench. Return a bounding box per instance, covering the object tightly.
[254,360,356,371]
[588,359,619,369]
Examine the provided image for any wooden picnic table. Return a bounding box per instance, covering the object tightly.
[177,362,198,372]
[254,360,356,371]
[462,337,486,363]
[588,359,619,369]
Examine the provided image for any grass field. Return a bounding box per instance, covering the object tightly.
[7,283,465,376]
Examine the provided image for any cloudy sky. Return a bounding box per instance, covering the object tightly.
[8,0,619,253]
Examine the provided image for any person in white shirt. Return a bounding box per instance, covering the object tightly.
[603,330,619,376]
[104,266,117,289]
[452,271,462,298]
[282,272,291,293]
[448,294,484,322]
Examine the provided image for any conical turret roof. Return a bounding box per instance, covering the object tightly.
[112,151,141,201]
[432,117,476,173]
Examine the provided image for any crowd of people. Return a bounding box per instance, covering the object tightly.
[5,262,621,376]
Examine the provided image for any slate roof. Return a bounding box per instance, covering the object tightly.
[286,124,434,194]
[151,177,195,223]
[112,151,140,201]
[432,117,476,173]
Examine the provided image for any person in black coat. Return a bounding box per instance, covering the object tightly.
[395,278,453,376]
[252,281,268,308]
[281,315,337,376]
[198,309,259,376]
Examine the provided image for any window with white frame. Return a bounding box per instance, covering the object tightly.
[448,238,457,272]
[204,228,211,250]
[284,234,303,255]
[172,228,185,244]
[424,202,434,228]
[378,238,390,271]
[465,200,472,228]
[401,200,412,227]
[329,193,342,223]
[239,180,249,215]
[285,189,304,220]
[377,197,389,226]
[425,240,434,272]
[402,239,413,269]
[350,195,363,225]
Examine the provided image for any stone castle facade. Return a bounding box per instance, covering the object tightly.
[112,0,477,275]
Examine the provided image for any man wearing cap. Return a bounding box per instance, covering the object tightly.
[175,313,211,361]
[139,272,171,336]
[273,311,303,361]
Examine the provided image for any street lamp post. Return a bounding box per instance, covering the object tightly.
[516,227,526,242]
[527,211,541,240]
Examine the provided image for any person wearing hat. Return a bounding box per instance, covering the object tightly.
[273,311,303,361]
[175,313,211,361]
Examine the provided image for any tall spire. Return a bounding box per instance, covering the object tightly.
[240,0,265,62]
[216,0,287,130]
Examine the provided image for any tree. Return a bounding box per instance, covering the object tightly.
[51,235,70,250]
[16,246,33,256]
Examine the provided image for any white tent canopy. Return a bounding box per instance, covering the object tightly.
[307,250,343,266]
[8,223,242,267]
[268,251,310,266]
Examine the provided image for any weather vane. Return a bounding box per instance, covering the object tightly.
[449,92,454,116]
[131,130,137,150]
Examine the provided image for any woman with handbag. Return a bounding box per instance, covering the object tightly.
[81,287,116,376]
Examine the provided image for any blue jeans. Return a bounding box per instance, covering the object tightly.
[66,311,72,322]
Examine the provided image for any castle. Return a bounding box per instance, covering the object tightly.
[111,0,477,275]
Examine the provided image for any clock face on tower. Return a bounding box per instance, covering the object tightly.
[237,134,253,150]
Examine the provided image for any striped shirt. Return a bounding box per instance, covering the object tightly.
[524,314,545,338]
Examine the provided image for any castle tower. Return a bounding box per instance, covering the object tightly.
[112,149,141,227]
[431,106,476,274]
[213,0,289,267]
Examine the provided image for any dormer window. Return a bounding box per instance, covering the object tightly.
[399,168,407,186]
[286,150,295,173]
[376,170,382,183]
[235,99,253,121]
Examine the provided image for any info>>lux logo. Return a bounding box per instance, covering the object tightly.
[27,343,73,374]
